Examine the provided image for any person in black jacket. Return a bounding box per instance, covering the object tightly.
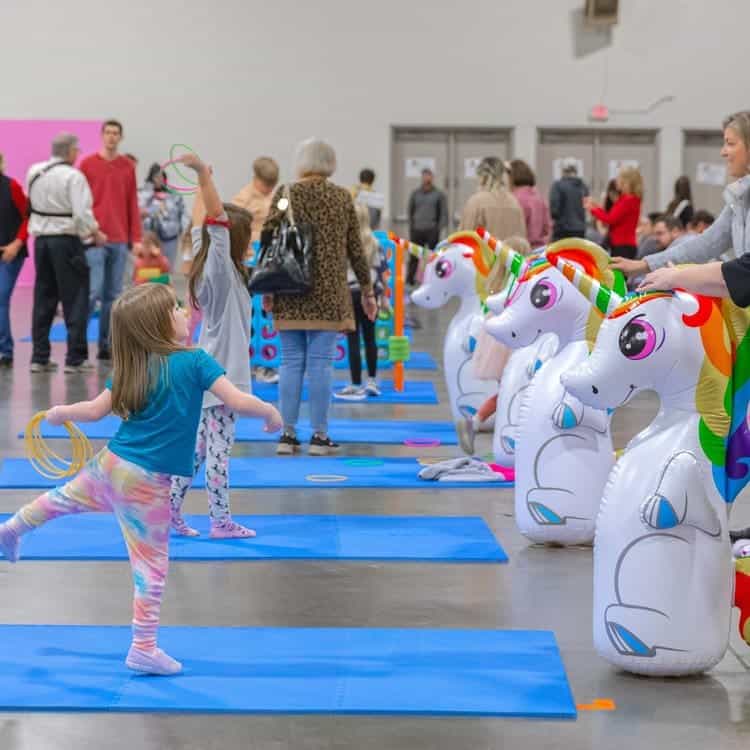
[549,158,590,241]
[0,152,29,368]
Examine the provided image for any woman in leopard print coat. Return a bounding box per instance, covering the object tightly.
[262,138,377,456]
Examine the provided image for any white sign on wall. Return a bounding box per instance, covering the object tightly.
[553,158,585,181]
[608,159,640,180]
[356,190,385,210]
[405,157,436,178]
[464,157,482,178]
[696,162,727,187]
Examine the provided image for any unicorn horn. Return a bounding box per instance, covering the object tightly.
[548,254,624,315]
[476,226,525,280]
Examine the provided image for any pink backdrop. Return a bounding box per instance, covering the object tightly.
[0,119,102,287]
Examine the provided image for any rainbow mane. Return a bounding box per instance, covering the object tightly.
[437,231,494,302]
[544,240,626,348]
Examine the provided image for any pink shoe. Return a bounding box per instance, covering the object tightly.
[209,519,256,539]
[126,645,182,675]
[171,512,200,537]
[0,522,20,563]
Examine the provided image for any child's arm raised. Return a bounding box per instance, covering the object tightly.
[177,155,222,219]
[209,376,283,433]
[46,390,113,426]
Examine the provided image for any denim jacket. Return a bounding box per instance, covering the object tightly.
[645,175,750,270]
[138,183,188,242]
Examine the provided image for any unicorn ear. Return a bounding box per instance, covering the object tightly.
[672,290,701,316]
[549,254,624,315]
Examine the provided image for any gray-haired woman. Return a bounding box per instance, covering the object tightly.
[613,111,750,278]
[262,138,377,456]
[459,157,527,240]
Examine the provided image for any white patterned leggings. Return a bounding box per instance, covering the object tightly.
[170,404,236,522]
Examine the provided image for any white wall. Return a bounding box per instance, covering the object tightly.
[1,0,746,214]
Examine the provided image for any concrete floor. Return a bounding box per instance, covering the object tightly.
[1,287,750,749]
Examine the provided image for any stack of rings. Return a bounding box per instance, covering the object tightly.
[161,144,201,195]
[25,412,93,479]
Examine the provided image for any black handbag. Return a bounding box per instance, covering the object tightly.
[248,184,314,296]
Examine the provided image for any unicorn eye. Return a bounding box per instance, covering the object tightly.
[435,259,453,279]
[619,318,657,360]
[530,280,557,310]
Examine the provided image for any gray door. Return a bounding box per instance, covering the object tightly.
[390,130,450,240]
[596,131,658,213]
[452,130,511,230]
[537,130,595,209]
[683,130,726,217]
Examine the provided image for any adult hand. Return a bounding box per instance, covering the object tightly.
[46,405,69,426]
[262,294,273,313]
[0,239,22,263]
[609,257,649,276]
[637,263,679,293]
[93,230,108,247]
[263,404,283,433]
[362,293,378,322]
[582,196,594,211]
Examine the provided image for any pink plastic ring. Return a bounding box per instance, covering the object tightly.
[404,438,441,447]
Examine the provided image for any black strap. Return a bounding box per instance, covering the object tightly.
[28,161,74,218]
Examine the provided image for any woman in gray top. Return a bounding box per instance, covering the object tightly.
[612,111,750,278]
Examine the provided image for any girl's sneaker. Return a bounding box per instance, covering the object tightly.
[171,511,200,537]
[210,519,256,539]
[126,645,182,676]
[334,384,366,401]
[365,378,381,397]
[277,431,301,455]
[309,434,341,456]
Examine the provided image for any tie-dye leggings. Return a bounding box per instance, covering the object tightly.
[8,448,171,651]
[170,404,236,522]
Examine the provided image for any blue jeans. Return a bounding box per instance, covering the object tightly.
[86,243,128,351]
[0,254,25,358]
[278,330,337,435]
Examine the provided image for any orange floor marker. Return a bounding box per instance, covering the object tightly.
[577,698,616,711]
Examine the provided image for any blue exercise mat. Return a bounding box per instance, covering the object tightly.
[0,625,575,717]
[335,350,437,371]
[19,417,454,444]
[0,457,511,490]
[22,318,201,344]
[0,513,506,562]
[252,379,439,405]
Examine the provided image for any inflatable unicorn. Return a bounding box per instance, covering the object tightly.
[555,255,750,675]
[485,240,626,544]
[478,229,557,468]
[411,231,496,426]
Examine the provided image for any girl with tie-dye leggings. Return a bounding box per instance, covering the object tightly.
[0,278,282,675]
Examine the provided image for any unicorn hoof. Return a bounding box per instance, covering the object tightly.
[640,494,680,529]
[527,502,564,525]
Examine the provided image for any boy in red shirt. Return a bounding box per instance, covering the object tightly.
[80,120,142,361]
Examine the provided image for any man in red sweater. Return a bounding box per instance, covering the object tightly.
[80,120,142,360]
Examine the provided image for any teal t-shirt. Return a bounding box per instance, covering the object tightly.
[106,349,225,477]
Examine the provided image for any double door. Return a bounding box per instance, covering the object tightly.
[536,129,659,213]
[390,127,512,240]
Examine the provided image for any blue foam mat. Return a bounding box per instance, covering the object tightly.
[336,350,437,371]
[0,457,511,490]
[0,513,506,562]
[253,379,439,404]
[22,322,437,370]
[0,625,576,717]
[21,417,453,443]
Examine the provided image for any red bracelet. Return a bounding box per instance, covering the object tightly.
[204,217,232,228]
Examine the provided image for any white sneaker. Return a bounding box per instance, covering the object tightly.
[365,378,381,397]
[334,384,367,401]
